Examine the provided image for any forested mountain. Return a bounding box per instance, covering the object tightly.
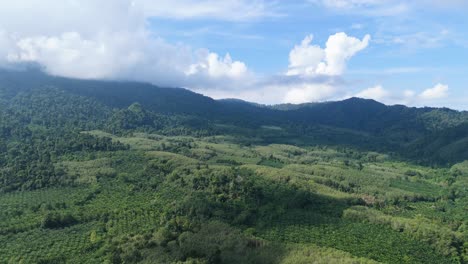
[0,69,467,263]
[1,69,467,164]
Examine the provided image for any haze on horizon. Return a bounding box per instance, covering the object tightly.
[0,0,467,109]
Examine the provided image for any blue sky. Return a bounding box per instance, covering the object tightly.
[0,0,467,109]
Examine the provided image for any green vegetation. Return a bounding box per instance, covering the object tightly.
[0,69,467,263]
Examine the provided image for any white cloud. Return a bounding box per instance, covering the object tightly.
[287,35,325,76]
[197,74,346,104]
[355,85,389,100]
[3,28,368,104]
[0,0,260,90]
[287,32,370,76]
[319,32,371,75]
[403,90,415,98]
[5,31,183,81]
[4,31,252,90]
[196,31,371,104]
[353,84,450,106]
[7,32,140,79]
[0,1,381,105]
[272,32,371,104]
[419,83,449,100]
[283,83,338,104]
[195,85,283,104]
[186,52,248,79]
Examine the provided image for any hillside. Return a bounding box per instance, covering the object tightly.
[1,69,467,164]
[0,69,467,263]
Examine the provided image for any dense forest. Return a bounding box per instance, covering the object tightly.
[0,69,467,263]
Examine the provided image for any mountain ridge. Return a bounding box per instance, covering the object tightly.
[1,68,468,165]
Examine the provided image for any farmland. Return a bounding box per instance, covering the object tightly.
[1,131,466,263]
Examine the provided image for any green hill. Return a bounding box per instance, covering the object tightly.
[0,69,467,263]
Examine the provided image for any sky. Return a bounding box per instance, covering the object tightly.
[0,0,467,109]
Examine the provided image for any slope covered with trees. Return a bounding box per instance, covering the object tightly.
[0,69,467,263]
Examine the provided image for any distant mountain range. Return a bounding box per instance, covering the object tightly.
[1,68,467,165]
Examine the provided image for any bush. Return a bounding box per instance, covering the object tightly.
[41,212,78,229]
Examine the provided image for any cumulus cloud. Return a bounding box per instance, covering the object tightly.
[232,31,372,104]
[186,52,248,79]
[419,83,449,100]
[287,35,325,76]
[193,31,370,104]
[195,84,284,104]
[3,31,252,90]
[283,83,338,104]
[354,85,406,105]
[7,32,144,79]
[0,1,376,105]
[237,31,372,104]
[287,32,370,76]
[319,32,371,75]
[353,83,450,106]
[403,90,416,98]
[0,0,259,90]
[355,85,389,101]
[196,75,343,104]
